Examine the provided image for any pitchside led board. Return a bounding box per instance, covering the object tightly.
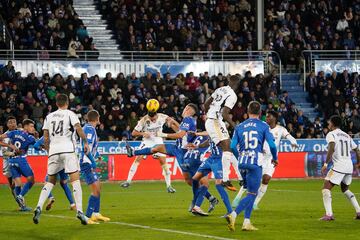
[1,140,360,184]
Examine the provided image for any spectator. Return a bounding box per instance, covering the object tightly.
[0,61,16,82]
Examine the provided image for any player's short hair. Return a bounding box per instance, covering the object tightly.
[187,103,198,115]
[330,115,342,128]
[267,110,278,121]
[229,75,240,83]
[247,101,261,115]
[56,94,69,107]
[87,110,100,122]
[22,119,35,126]
[6,116,16,123]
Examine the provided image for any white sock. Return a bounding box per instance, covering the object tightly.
[72,180,83,213]
[254,184,268,205]
[127,161,140,182]
[243,218,250,225]
[37,182,54,210]
[322,189,333,216]
[231,211,237,219]
[235,186,247,200]
[344,190,360,213]
[162,163,171,187]
[230,154,242,181]
[222,151,232,182]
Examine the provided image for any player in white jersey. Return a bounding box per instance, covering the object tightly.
[33,94,96,225]
[120,110,180,193]
[320,115,360,221]
[232,110,298,208]
[204,75,240,191]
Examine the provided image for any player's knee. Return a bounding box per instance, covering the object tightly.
[215,179,222,185]
[60,180,67,186]
[28,176,35,184]
[262,176,271,185]
[341,183,349,193]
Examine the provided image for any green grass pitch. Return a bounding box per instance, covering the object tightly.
[0,180,359,240]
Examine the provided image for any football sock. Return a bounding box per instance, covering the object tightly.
[192,179,199,204]
[322,189,333,216]
[86,195,97,218]
[94,195,100,213]
[235,186,247,200]
[235,193,256,215]
[205,191,212,200]
[61,182,75,205]
[15,186,21,196]
[344,190,360,213]
[195,186,208,207]
[72,180,83,213]
[37,182,54,210]
[134,148,152,156]
[216,184,232,214]
[20,181,33,197]
[254,184,268,206]
[127,161,140,183]
[161,164,171,187]
[221,151,232,182]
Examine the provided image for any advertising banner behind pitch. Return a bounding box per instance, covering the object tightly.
[315,60,360,75]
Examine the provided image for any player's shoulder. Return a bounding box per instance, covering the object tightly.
[157,113,169,120]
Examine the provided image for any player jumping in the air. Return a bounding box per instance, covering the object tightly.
[0,119,37,211]
[80,110,110,222]
[33,137,76,211]
[126,103,218,209]
[33,94,94,225]
[232,110,298,209]
[320,115,360,221]
[121,103,179,193]
[227,101,278,231]
[204,75,240,191]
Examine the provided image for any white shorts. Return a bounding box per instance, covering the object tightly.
[205,118,229,145]
[262,155,275,177]
[48,152,80,175]
[325,169,352,186]
[139,139,166,158]
[2,158,12,178]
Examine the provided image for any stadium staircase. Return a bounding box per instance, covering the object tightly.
[282,73,319,121]
[73,0,122,60]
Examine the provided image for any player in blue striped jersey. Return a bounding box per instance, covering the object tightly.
[227,101,278,231]
[33,137,75,211]
[80,110,110,223]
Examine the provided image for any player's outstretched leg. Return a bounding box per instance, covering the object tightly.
[121,156,142,188]
[340,183,360,219]
[159,157,175,193]
[191,179,209,216]
[33,181,55,224]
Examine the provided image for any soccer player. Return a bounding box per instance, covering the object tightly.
[1,116,18,207]
[80,110,110,222]
[121,108,179,193]
[33,94,93,225]
[227,101,277,231]
[204,75,240,191]
[33,137,76,211]
[232,110,298,209]
[0,119,37,211]
[320,115,360,221]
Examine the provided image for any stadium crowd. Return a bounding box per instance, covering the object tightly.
[0,0,99,59]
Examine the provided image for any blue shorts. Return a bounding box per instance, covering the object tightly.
[45,169,69,182]
[197,155,223,179]
[9,157,34,178]
[182,158,202,177]
[81,163,99,185]
[238,163,262,193]
[165,144,187,171]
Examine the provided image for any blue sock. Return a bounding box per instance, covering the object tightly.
[86,195,97,218]
[235,194,256,215]
[195,186,208,207]
[15,186,21,196]
[48,192,54,199]
[94,195,100,213]
[215,184,232,214]
[20,181,33,197]
[134,147,152,155]
[192,180,199,204]
[61,182,75,205]
[244,195,257,219]
[205,191,212,200]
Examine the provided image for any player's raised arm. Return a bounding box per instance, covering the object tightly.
[265,127,277,165]
[166,117,180,132]
[283,128,298,148]
[33,136,45,151]
[75,123,89,154]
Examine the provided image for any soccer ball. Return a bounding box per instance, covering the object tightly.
[146,99,160,112]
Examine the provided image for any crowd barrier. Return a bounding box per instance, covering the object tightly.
[1,139,359,184]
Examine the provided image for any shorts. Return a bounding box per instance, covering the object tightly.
[9,157,34,178]
[81,163,99,185]
[325,169,352,186]
[139,140,166,158]
[165,144,186,171]
[205,119,229,145]
[238,163,262,193]
[45,169,69,182]
[197,155,223,179]
[182,158,203,177]
[2,158,12,178]
[262,155,275,177]
[48,152,80,175]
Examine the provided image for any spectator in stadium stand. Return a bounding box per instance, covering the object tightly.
[0,61,16,82]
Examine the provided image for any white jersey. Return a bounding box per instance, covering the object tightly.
[134,113,169,144]
[264,125,297,157]
[43,109,80,157]
[1,131,11,159]
[326,128,357,174]
[207,86,237,121]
